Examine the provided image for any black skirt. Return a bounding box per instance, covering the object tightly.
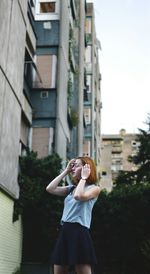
[50,222,97,266]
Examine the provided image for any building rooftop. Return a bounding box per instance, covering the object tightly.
[102,135,123,140]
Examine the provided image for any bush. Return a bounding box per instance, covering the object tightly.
[14,151,64,262]
[91,183,150,273]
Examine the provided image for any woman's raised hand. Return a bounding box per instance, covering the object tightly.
[81,164,91,180]
[66,159,76,173]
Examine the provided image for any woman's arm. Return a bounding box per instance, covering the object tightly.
[73,179,101,201]
[46,158,75,196]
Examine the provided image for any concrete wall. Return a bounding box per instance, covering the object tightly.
[0,191,23,274]
[0,80,21,198]
[100,144,113,191]
[0,1,27,273]
[55,0,70,159]
[122,134,138,171]
[0,0,27,198]
[100,133,139,190]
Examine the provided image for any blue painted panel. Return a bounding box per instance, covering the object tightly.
[35,21,59,46]
[32,119,55,128]
[36,47,58,55]
[31,89,56,119]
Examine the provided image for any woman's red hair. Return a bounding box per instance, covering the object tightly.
[77,156,97,184]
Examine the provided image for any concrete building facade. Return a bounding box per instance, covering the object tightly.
[0,0,101,272]
[84,3,102,170]
[32,0,81,160]
[32,0,102,164]
[0,0,37,273]
[100,129,140,191]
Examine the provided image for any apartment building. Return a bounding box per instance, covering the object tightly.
[0,0,36,273]
[31,0,102,163]
[84,3,102,170]
[0,0,101,272]
[100,129,140,191]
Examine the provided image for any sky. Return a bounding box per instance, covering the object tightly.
[91,0,150,134]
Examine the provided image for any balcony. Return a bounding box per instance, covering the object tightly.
[70,0,77,20]
[84,92,92,105]
[85,63,92,74]
[84,125,92,138]
[27,0,36,54]
[24,60,42,90]
[85,33,92,45]
[23,59,43,106]
[112,146,122,154]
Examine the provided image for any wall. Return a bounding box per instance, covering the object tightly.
[55,0,70,158]
[0,1,27,273]
[0,0,27,198]
[35,21,59,46]
[0,192,23,274]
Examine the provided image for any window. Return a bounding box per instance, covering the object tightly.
[20,114,30,147]
[102,171,107,176]
[83,140,91,156]
[32,127,54,158]
[131,140,140,148]
[85,46,92,63]
[35,55,57,88]
[84,108,91,125]
[85,18,92,34]
[40,2,55,13]
[35,0,60,20]
[111,163,123,172]
[112,153,122,158]
[86,75,92,93]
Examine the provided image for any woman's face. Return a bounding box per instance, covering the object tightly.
[71,159,83,181]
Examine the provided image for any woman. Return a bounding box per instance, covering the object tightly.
[46,156,101,274]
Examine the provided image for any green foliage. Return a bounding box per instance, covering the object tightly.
[92,183,150,274]
[115,170,137,186]
[70,108,79,127]
[115,114,150,186]
[92,115,150,273]
[67,73,73,106]
[14,151,63,262]
[12,267,24,274]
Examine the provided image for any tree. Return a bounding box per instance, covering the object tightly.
[91,115,150,273]
[91,183,150,274]
[115,114,150,185]
[14,151,64,262]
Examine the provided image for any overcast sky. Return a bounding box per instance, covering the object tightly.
[91,0,150,134]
